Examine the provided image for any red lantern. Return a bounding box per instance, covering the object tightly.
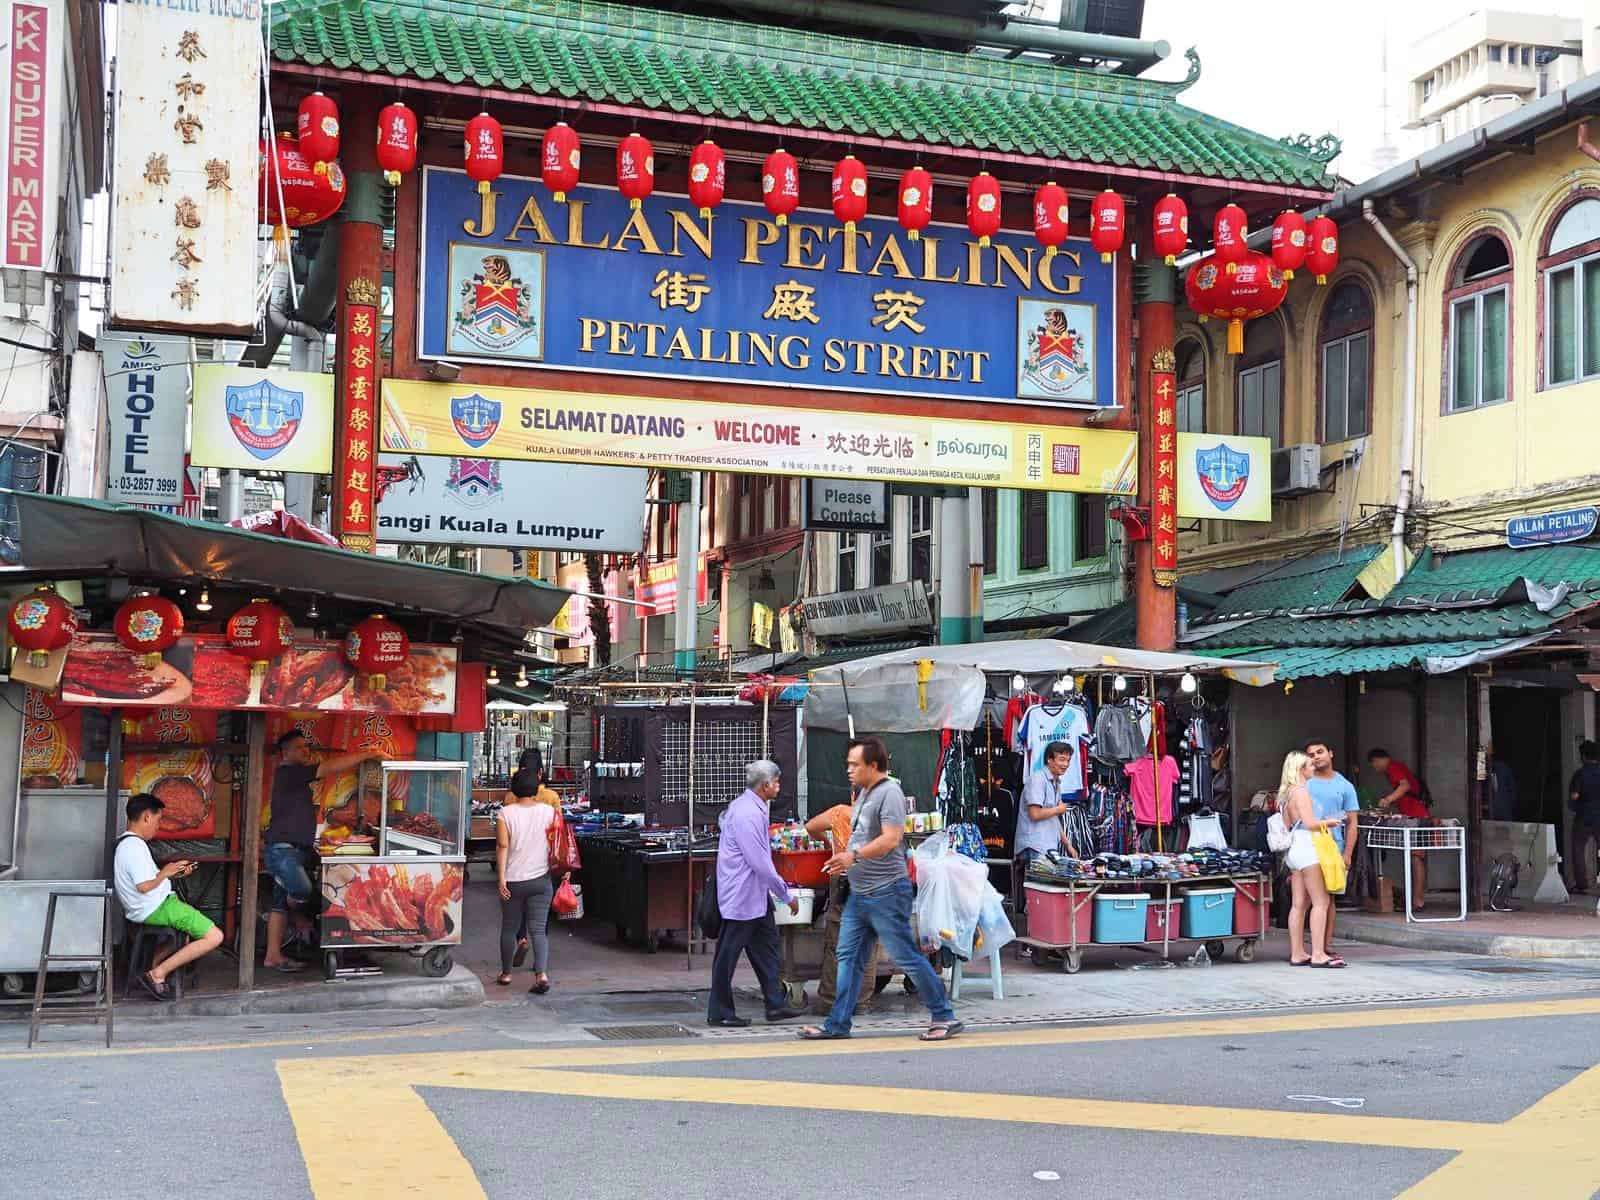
[966,172,1002,247]
[1033,181,1069,260]
[375,101,418,188]
[1271,211,1308,280]
[114,595,184,670]
[464,112,504,196]
[897,167,932,242]
[1185,250,1287,354]
[296,91,340,175]
[259,135,347,227]
[345,614,410,691]
[541,121,581,203]
[7,588,76,667]
[1214,202,1248,272]
[831,155,869,233]
[1152,192,1189,265]
[1306,215,1340,285]
[617,132,654,210]
[687,140,725,219]
[763,148,800,226]
[225,599,293,682]
[1089,189,1125,263]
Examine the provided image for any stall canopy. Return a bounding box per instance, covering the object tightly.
[803,638,1278,734]
[0,491,572,636]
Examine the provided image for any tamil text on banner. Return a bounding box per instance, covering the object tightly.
[99,335,190,506]
[1176,432,1272,523]
[191,365,335,474]
[420,170,1118,410]
[1,0,63,274]
[381,379,1137,495]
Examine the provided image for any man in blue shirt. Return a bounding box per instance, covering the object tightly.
[1306,740,1360,964]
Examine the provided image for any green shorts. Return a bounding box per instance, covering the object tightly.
[144,894,216,940]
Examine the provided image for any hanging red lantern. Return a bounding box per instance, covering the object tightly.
[225,598,293,683]
[1185,250,1287,355]
[375,101,418,188]
[464,112,504,196]
[1089,189,1125,263]
[541,121,581,203]
[114,595,184,670]
[1214,202,1248,273]
[1270,211,1308,280]
[345,614,411,692]
[687,140,725,219]
[831,155,869,233]
[1152,192,1189,265]
[762,148,800,226]
[7,588,76,668]
[1033,181,1069,260]
[1306,214,1340,285]
[616,132,654,210]
[259,135,347,227]
[966,172,1002,247]
[296,91,340,176]
[897,166,933,241]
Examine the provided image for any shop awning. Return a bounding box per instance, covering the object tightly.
[0,491,572,636]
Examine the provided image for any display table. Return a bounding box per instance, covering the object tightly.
[1359,823,1467,923]
[576,831,718,952]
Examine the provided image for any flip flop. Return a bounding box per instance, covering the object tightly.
[798,1026,850,1040]
[138,970,169,1001]
[268,960,306,974]
[1289,958,1312,966]
[512,940,530,968]
[496,973,513,986]
[529,980,551,995]
[1309,960,1346,969]
[919,1021,964,1042]
[1325,956,1347,968]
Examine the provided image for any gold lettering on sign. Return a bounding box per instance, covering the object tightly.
[784,223,828,272]
[994,245,1034,291]
[668,211,713,261]
[565,201,612,250]
[464,190,497,239]
[741,217,781,265]
[764,281,821,324]
[505,196,555,244]
[867,234,913,280]
[920,238,963,285]
[612,209,664,256]
[1038,247,1082,297]
[827,226,872,275]
[579,317,606,352]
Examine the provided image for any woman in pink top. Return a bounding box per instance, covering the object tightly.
[496,767,558,992]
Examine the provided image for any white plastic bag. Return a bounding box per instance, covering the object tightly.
[972,890,1015,959]
[913,834,1008,960]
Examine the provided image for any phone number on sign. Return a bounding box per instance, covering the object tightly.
[110,476,179,494]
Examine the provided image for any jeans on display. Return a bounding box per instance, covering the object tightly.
[825,879,954,1036]
[708,907,788,1021]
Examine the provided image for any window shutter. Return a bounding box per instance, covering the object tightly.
[1021,491,1049,570]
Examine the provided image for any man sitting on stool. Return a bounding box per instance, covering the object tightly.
[113,792,224,1000]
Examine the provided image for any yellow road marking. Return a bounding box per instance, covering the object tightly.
[0,1022,465,1062]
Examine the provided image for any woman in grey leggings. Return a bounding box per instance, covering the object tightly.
[496,767,557,993]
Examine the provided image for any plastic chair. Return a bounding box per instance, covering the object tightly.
[950,947,1004,1001]
[122,922,188,1002]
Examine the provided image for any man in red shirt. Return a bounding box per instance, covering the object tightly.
[1369,748,1429,911]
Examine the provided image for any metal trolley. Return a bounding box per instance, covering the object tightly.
[1359,823,1467,923]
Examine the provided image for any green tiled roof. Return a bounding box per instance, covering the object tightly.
[268,0,1337,187]
[1201,545,1384,622]
[1206,640,1527,680]
[1186,596,1600,652]
[1386,545,1600,607]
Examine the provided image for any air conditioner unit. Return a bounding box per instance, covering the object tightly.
[1270,444,1322,498]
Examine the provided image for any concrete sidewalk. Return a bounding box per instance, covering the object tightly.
[1336,905,1600,959]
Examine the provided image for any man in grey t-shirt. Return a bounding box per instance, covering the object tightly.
[800,737,961,1043]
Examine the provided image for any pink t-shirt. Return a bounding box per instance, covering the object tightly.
[1125,756,1179,825]
[499,802,555,882]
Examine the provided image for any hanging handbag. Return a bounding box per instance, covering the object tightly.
[696,870,722,940]
[546,808,582,876]
[1312,828,1347,893]
[1265,811,1292,853]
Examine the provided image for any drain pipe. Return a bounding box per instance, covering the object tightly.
[1362,198,1418,582]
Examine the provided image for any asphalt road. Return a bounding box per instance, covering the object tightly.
[2,996,1598,1200]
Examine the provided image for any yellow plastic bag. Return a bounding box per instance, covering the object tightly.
[1312,829,1347,894]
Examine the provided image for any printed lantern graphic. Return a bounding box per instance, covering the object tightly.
[687,141,725,218]
[1186,251,1287,354]
[1213,203,1248,272]
[1033,181,1069,260]
[1153,192,1189,264]
[831,155,869,233]
[897,167,933,241]
[464,112,504,196]
[7,588,77,667]
[763,148,800,226]
[296,91,340,175]
[345,614,410,691]
[260,135,347,228]
[1089,189,1125,263]
[375,101,418,188]
[1271,211,1308,280]
[1306,215,1340,284]
[225,599,292,685]
[966,172,1002,247]
[616,132,654,210]
[114,595,184,670]
[541,121,581,202]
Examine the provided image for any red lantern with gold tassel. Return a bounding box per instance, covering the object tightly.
[226,599,293,686]
[541,121,581,203]
[1152,192,1188,264]
[114,595,184,670]
[687,140,725,218]
[260,135,346,228]
[763,148,799,226]
[464,112,504,196]
[1214,202,1248,273]
[345,614,410,693]
[617,132,654,210]
[375,101,418,188]
[966,172,1002,247]
[1089,189,1125,263]
[296,91,340,175]
[831,155,868,233]
[1306,214,1340,284]
[1186,251,1287,355]
[1033,181,1069,260]
[1271,210,1308,280]
[7,587,76,668]
[897,167,932,241]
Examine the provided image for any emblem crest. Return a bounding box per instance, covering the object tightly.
[450,393,501,450]
[224,380,304,461]
[1020,306,1090,397]
[444,458,502,509]
[454,253,538,352]
[1195,442,1252,510]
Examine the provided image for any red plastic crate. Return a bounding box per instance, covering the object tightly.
[1146,897,1181,942]
[1233,879,1268,936]
[1024,883,1092,946]
[774,849,830,887]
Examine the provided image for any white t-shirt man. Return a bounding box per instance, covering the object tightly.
[113,833,170,922]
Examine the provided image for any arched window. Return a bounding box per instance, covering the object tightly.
[1319,280,1373,442]
[1541,196,1600,388]
[1176,338,1205,433]
[1445,232,1510,412]
[1235,316,1282,445]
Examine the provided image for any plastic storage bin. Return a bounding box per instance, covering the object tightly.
[773,887,816,926]
[1181,888,1236,939]
[1233,878,1267,936]
[1024,883,1092,946]
[1092,893,1150,944]
[1146,896,1181,942]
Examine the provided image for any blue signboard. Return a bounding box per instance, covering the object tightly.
[419,167,1117,409]
[1506,506,1598,548]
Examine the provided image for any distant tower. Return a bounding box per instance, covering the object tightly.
[1372,28,1401,174]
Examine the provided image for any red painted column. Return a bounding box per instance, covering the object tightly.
[1134,249,1178,653]
[333,95,384,552]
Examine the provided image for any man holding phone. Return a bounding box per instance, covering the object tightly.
[112,792,224,1000]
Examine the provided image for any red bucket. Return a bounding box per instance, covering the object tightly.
[774,849,830,888]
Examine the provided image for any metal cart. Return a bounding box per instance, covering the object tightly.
[318,760,468,981]
[1360,823,1467,923]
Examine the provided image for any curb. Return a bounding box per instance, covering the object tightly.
[1337,916,1600,960]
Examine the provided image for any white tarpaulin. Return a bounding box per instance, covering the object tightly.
[802,638,1277,733]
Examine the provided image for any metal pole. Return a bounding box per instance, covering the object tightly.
[1150,673,1162,852]
[686,683,697,972]
[102,709,123,882]
[673,473,701,674]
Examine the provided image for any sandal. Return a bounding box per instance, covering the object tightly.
[512,939,530,968]
[919,1021,964,1042]
[1309,960,1346,969]
[529,979,551,995]
[1324,956,1347,968]
[496,973,513,986]
[138,970,169,1001]
[798,1026,850,1040]
[1289,957,1312,966]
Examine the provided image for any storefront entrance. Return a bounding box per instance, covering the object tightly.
[1491,687,1567,826]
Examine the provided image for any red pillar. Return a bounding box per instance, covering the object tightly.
[1134,249,1178,652]
[333,95,384,552]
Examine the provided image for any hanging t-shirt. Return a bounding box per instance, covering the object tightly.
[1125,755,1179,826]
[1015,702,1091,793]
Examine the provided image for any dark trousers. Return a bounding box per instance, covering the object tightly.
[708,907,786,1021]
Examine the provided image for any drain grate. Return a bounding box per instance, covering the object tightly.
[584,1024,700,1041]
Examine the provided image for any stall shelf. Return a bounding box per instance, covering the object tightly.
[1360,822,1467,924]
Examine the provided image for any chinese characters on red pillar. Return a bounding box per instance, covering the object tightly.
[338,277,380,551]
[1150,349,1178,587]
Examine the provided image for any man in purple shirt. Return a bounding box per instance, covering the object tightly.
[708,760,805,1027]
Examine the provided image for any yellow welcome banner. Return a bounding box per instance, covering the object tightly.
[380,379,1136,495]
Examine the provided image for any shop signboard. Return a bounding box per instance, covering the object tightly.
[191,365,335,474]
[1,0,63,274]
[419,169,1118,410]
[99,335,190,507]
[375,453,647,552]
[381,378,1137,495]
[804,479,889,532]
[1176,432,1272,523]
[751,601,774,649]
[801,580,931,639]
[1506,506,1598,549]
[634,556,709,618]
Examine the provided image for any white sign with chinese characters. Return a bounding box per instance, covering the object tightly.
[107,0,260,335]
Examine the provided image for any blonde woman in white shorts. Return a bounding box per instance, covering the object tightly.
[1279,750,1347,968]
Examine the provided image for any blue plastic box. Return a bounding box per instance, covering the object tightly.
[1181,888,1236,939]
[1091,893,1150,944]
